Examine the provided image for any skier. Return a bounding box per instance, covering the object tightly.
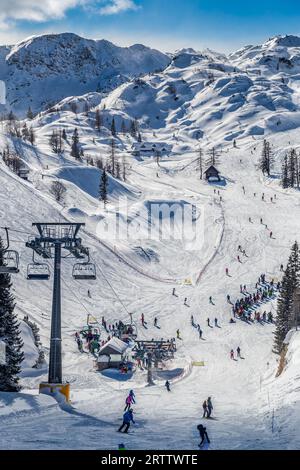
[270,231,273,239]
[226,268,229,276]
[154,317,158,328]
[237,347,241,358]
[202,400,208,418]
[77,337,83,353]
[230,349,235,360]
[172,288,176,296]
[260,218,263,225]
[207,397,213,418]
[197,424,210,447]
[227,294,231,303]
[198,327,203,339]
[191,315,194,327]
[165,380,171,392]
[207,318,211,328]
[209,296,213,304]
[124,391,136,411]
[280,264,284,272]
[214,318,218,327]
[184,297,188,306]
[176,329,181,340]
[118,409,135,434]
[87,289,91,298]
[237,255,241,263]
[141,313,147,327]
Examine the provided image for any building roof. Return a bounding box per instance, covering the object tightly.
[99,337,129,356]
[204,165,220,175]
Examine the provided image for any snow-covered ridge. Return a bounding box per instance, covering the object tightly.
[0,32,171,117]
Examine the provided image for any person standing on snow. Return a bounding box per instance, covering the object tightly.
[124,393,135,412]
[118,409,135,434]
[207,318,211,328]
[214,318,218,327]
[165,380,171,392]
[202,400,208,418]
[197,424,210,447]
[230,349,235,360]
[207,397,213,418]
[237,347,241,358]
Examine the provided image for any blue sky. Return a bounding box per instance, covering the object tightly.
[1,0,300,52]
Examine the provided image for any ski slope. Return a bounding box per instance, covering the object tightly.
[1,34,300,451]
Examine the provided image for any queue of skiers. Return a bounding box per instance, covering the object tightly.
[232,275,279,321]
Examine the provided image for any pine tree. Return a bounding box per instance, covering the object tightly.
[0,238,24,391]
[99,169,108,206]
[259,139,273,176]
[288,149,297,188]
[27,107,34,120]
[281,155,289,188]
[71,128,80,159]
[274,241,300,354]
[95,109,102,132]
[198,148,203,180]
[29,127,35,146]
[111,118,117,137]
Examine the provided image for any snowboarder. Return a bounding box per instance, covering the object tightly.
[197,424,210,447]
[118,409,135,434]
[207,397,213,418]
[165,380,171,392]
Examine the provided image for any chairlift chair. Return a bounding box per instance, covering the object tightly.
[26,251,50,280]
[0,250,20,274]
[0,228,20,274]
[72,256,96,281]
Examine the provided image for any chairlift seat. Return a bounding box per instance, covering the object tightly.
[0,250,19,274]
[27,263,50,280]
[73,263,96,281]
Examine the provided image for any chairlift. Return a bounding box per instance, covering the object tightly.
[0,228,20,274]
[27,253,50,280]
[72,254,96,281]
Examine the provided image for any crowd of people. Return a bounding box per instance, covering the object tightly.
[232,273,279,322]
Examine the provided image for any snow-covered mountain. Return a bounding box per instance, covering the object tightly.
[0,33,171,117]
[1,33,300,451]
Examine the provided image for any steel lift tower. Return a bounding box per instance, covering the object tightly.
[26,223,88,400]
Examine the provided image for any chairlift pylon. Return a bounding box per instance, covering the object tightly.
[0,228,20,274]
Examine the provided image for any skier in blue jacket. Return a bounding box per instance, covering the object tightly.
[118,409,135,433]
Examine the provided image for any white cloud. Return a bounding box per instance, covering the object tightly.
[99,0,139,15]
[0,1,90,27]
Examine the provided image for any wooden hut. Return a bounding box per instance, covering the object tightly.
[204,165,221,182]
[96,337,129,372]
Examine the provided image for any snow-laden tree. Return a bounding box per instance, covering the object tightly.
[274,241,300,354]
[99,169,108,206]
[0,237,24,392]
